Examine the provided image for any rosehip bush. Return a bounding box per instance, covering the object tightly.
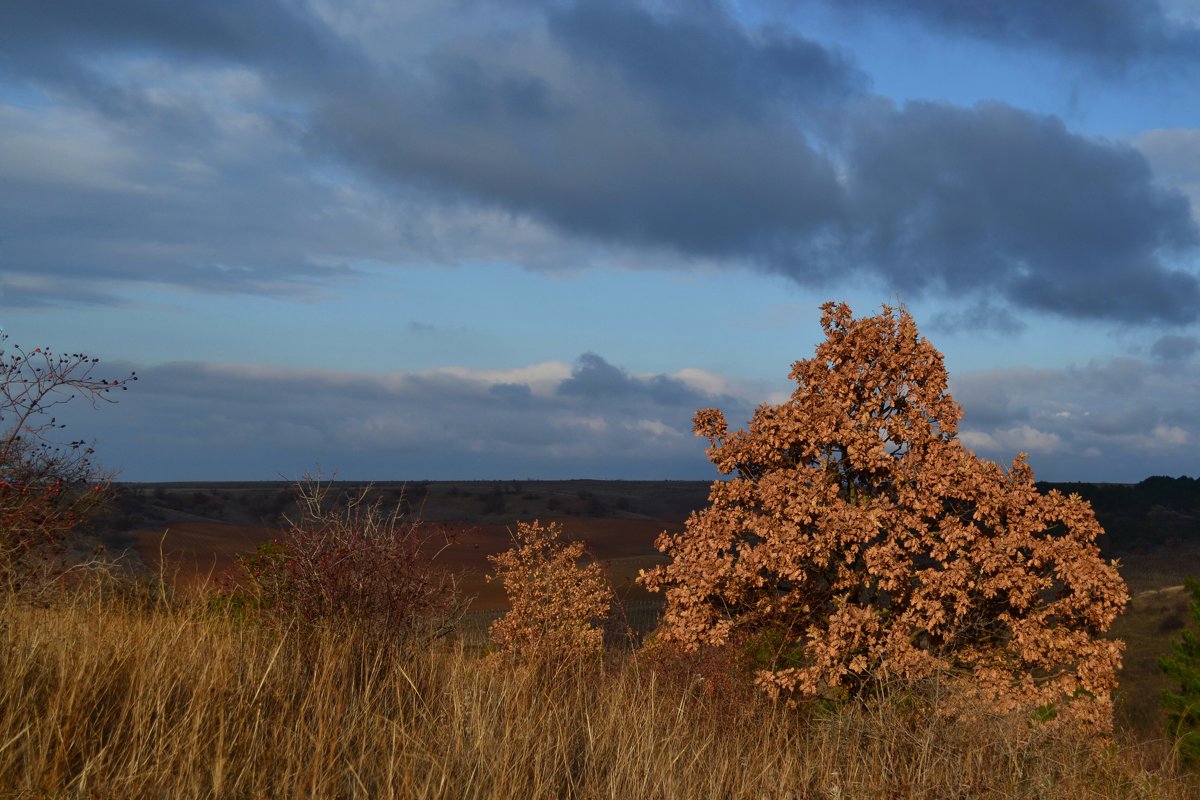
[229,476,468,643]
[1,336,135,595]
[639,302,1128,731]
[488,519,619,659]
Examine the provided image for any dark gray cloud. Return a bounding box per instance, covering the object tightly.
[45,350,1199,482]
[53,354,751,481]
[312,65,845,263]
[557,353,634,398]
[489,383,534,403]
[1151,334,1200,362]
[841,101,1200,324]
[0,0,348,84]
[548,0,865,125]
[820,0,1200,69]
[557,353,709,406]
[927,301,1027,336]
[1,0,1198,326]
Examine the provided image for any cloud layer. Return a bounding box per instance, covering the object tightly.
[953,355,1199,481]
[817,0,1200,69]
[39,347,1192,483]
[67,353,752,481]
[2,0,1198,324]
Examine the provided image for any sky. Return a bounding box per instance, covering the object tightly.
[1,0,1198,483]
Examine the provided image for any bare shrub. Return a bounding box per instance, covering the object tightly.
[228,476,468,644]
[0,336,135,597]
[639,301,1129,731]
[488,519,619,659]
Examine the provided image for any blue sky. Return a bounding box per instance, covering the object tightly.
[1,0,1198,482]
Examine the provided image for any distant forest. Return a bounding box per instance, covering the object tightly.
[1037,476,1200,554]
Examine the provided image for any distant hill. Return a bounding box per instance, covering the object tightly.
[86,474,1198,561]
[1036,475,1200,554]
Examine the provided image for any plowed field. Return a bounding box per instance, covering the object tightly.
[132,516,681,610]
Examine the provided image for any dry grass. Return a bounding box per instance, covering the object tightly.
[1,586,1196,799]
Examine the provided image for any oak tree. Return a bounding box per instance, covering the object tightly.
[488,519,617,659]
[640,302,1127,730]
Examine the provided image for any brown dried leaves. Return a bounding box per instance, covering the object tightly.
[488,519,617,660]
[639,302,1128,731]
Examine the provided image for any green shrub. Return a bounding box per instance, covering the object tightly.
[1160,577,1200,765]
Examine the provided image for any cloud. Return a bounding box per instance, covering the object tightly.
[0,0,348,83]
[557,353,709,406]
[840,101,1200,324]
[489,383,534,404]
[61,353,754,481]
[951,356,1200,481]
[1136,128,1200,223]
[926,301,1027,336]
[818,0,1200,70]
[1150,334,1199,362]
[311,63,845,265]
[547,0,865,125]
[46,348,1198,482]
[959,424,1062,455]
[1,1,1198,326]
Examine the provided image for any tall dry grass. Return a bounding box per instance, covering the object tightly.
[0,585,1195,799]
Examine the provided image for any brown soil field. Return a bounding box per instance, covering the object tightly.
[132,516,681,611]
[134,523,279,587]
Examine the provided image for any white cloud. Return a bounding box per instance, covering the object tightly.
[668,367,734,397]
[0,103,139,192]
[953,356,1199,480]
[624,419,684,439]
[959,430,999,452]
[434,361,573,396]
[1149,424,1190,447]
[998,424,1063,454]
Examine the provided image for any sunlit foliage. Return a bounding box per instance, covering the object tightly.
[640,302,1128,731]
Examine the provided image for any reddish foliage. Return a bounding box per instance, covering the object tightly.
[637,633,761,711]
[230,477,468,642]
[639,302,1128,731]
[1,337,135,593]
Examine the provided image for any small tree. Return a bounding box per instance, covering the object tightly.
[639,302,1128,731]
[1,336,135,594]
[488,519,617,659]
[1160,577,1200,764]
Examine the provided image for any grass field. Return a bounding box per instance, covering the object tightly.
[6,479,1195,797]
[119,501,1200,738]
[2,584,1197,799]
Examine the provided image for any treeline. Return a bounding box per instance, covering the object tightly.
[1037,476,1200,553]
[84,475,1200,556]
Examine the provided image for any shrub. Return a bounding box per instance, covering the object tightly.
[487,519,619,659]
[639,301,1128,731]
[0,336,135,596]
[637,633,759,710]
[227,476,468,643]
[1160,577,1200,765]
